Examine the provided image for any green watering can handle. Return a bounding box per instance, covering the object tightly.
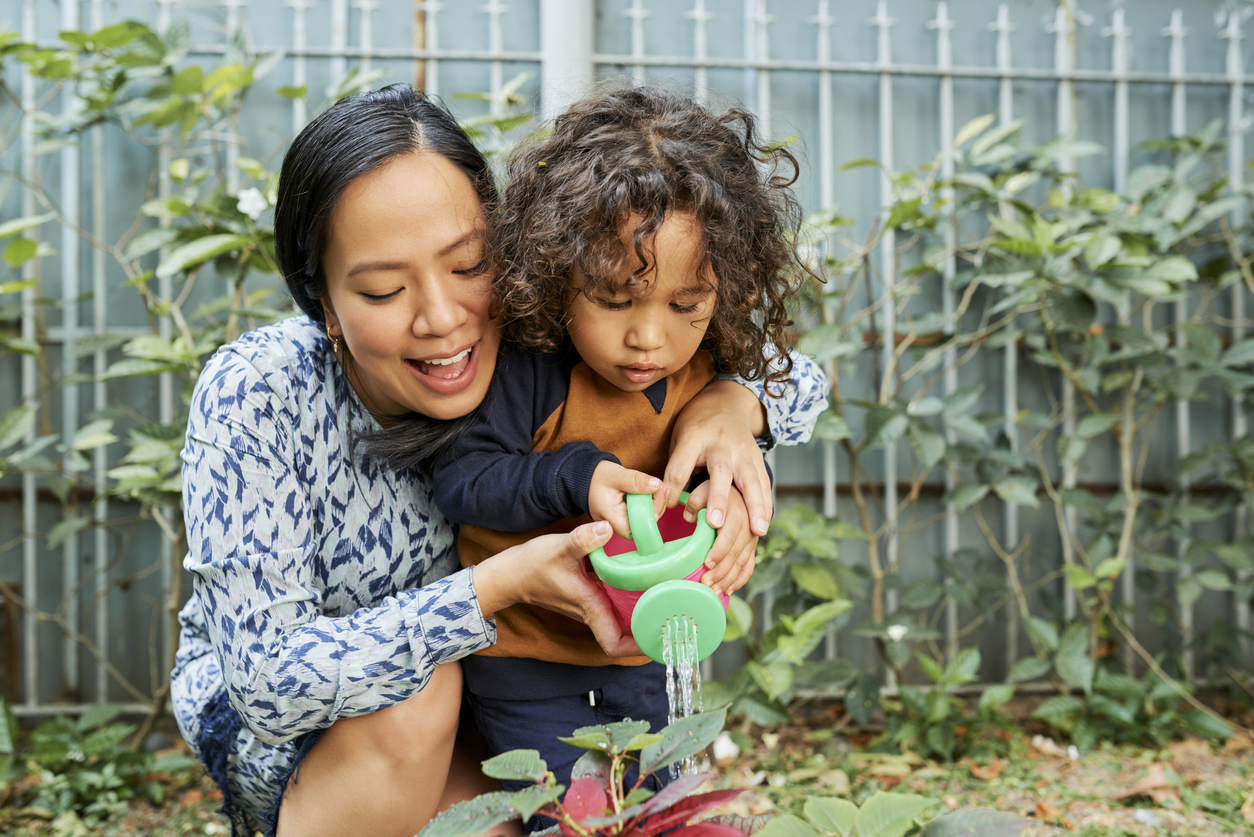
[625,493,663,556]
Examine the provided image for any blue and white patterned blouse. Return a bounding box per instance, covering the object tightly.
[170,315,828,823]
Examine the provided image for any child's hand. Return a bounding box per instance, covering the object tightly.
[685,481,757,595]
[588,461,667,541]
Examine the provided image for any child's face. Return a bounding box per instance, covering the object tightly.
[567,211,716,392]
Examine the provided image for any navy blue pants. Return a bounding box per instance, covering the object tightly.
[467,662,672,830]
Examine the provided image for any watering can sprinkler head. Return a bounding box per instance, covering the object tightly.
[588,493,729,664]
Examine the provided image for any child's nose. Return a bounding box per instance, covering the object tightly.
[626,312,664,350]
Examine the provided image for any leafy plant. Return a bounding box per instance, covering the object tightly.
[760,792,1025,837]
[420,708,761,837]
[877,648,1015,762]
[2,699,197,825]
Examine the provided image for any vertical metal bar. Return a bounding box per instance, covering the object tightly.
[1106,5,1136,675]
[687,0,711,106]
[753,0,773,139]
[155,2,176,688]
[812,0,839,662]
[353,0,378,77]
[330,0,349,91]
[1224,10,1251,660]
[540,0,592,120]
[929,2,961,662]
[483,0,508,116]
[21,0,39,710]
[91,0,109,704]
[624,0,649,87]
[872,1,898,632]
[1165,8,1194,678]
[1053,1,1079,623]
[742,0,756,112]
[989,0,1021,671]
[61,0,82,700]
[224,0,244,195]
[288,0,311,131]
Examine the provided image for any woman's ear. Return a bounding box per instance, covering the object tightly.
[321,297,341,337]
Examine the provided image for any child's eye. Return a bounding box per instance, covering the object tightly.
[598,298,631,311]
[671,302,702,314]
[362,289,402,302]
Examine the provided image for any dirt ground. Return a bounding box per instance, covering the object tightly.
[2,698,1252,836]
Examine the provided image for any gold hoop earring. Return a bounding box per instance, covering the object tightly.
[326,326,341,354]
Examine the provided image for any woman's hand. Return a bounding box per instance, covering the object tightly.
[689,481,757,595]
[665,379,773,537]
[472,520,641,658]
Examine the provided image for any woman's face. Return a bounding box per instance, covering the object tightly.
[321,151,500,422]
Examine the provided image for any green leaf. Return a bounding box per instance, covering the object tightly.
[920,809,1027,837]
[925,689,951,722]
[971,119,1024,158]
[277,84,308,99]
[906,425,947,471]
[724,594,754,643]
[640,708,726,777]
[3,237,38,267]
[1054,623,1095,693]
[100,357,181,379]
[804,797,858,836]
[72,418,118,450]
[0,212,54,239]
[747,660,794,701]
[47,514,89,548]
[417,791,517,837]
[1149,256,1197,283]
[155,233,249,278]
[1194,568,1232,591]
[1084,234,1122,268]
[1094,557,1125,580]
[943,647,981,686]
[814,410,853,442]
[840,157,880,171]
[1007,656,1051,684]
[992,477,1039,508]
[1033,695,1085,726]
[1057,435,1087,465]
[951,484,989,512]
[0,403,37,451]
[953,114,997,149]
[865,405,908,449]
[1023,617,1059,652]
[900,578,943,610]
[560,720,651,753]
[480,749,546,783]
[123,227,181,261]
[758,814,820,837]
[507,785,563,821]
[978,684,1016,712]
[855,791,937,837]
[1076,413,1119,440]
[789,563,841,601]
[1182,709,1232,740]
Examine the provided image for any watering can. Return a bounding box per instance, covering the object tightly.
[588,493,730,664]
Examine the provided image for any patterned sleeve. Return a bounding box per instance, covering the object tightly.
[716,349,830,450]
[181,349,494,745]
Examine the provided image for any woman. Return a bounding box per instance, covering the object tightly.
[170,84,827,837]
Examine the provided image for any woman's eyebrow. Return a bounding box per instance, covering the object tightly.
[347,261,408,278]
[438,227,484,257]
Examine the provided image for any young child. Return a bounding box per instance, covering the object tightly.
[431,86,817,797]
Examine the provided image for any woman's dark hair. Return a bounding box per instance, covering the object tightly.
[274,83,496,472]
[492,86,809,391]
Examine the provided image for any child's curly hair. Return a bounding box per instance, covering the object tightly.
[492,86,809,389]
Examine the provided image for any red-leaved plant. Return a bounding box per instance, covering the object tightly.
[419,708,765,837]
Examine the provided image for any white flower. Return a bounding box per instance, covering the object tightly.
[236,187,268,220]
[712,731,740,762]
[886,624,908,642]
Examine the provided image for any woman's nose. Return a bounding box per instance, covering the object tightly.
[411,276,467,338]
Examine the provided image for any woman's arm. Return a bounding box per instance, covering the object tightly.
[663,349,829,535]
[182,350,496,745]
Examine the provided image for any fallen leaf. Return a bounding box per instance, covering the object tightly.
[966,755,1006,781]
[1225,733,1254,754]
[1031,734,1070,758]
[1034,799,1060,821]
[1114,763,1182,807]
[208,787,224,802]
[876,774,904,790]
[943,796,959,809]
[1166,738,1209,759]
[817,769,850,794]
[1060,815,1077,831]
[748,797,776,816]
[1242,788,1254,824]
[180,788,204,807]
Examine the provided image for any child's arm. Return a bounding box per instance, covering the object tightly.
[432,350,658,532]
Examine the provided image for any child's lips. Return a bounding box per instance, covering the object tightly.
[621,363,661,384]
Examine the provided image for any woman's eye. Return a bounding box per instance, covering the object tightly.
[454,257,489,276]
[362,289,402,302]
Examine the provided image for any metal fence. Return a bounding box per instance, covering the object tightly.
[3,0,1253,712]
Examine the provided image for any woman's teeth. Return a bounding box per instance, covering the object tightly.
[414,347,473,379]
[424,348,470,366]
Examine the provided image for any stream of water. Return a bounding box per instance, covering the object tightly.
[660,615,704,778]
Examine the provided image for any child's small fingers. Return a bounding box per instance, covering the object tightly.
[604,510,632,541]
[726,555,757,595]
